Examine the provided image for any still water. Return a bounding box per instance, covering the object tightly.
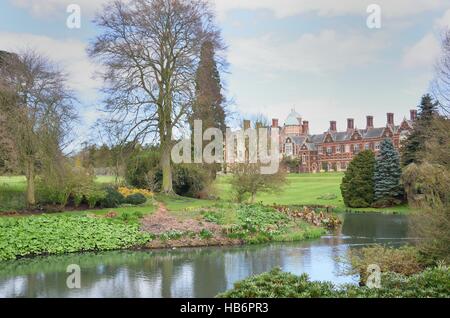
[0,213,411,298]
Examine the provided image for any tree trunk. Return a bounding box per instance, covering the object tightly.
[25,157,36,206]
[250,192,256,203]
[161,140,174,194]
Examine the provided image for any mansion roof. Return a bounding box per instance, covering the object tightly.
[285,124,407,146]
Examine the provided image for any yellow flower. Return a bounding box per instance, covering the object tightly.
[118,187,153,198]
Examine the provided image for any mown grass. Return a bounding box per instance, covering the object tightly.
[1,172,412,214]
[214,173,412,214]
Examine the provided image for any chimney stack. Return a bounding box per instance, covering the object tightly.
[302,121,309,135]
[330,121,337,132]
[243,119,251,130]
[410,110,417,121]
[347,118,354,131]
[366,116,374,129]
[272,118,279,128]
[387,113,394,126]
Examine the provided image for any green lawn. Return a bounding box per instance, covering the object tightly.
[0,173,413,214]
[214,173,412,214]
[0,175,153,215]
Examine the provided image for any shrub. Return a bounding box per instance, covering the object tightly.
[217,266,450,298]
[0,186,26,211]
[401,162,450,209]
[126,149,211,197]
[99,186,125,208]
[172,164,210,198]
[345,245,425,283]
[36,178,71,207]
[125,148,161,190]
[340,150,376,208]
[124,193,147,205]
[85,188,107,209]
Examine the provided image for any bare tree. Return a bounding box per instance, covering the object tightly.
[89,0,223,193]
[0,50,77,206]
[0,84,18,172]
[93,118,136,184]
[433,30,450,115]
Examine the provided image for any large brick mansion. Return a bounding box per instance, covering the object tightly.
[270,109,416,173]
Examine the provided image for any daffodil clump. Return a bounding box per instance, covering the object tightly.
[118,187,153,198]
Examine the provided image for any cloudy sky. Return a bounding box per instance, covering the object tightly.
[1,0,449,143]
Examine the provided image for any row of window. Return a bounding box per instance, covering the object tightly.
[285,142,383,157]
[317,142,381,155]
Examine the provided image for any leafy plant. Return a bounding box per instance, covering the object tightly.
[100,186,125,208]
[124,193,147,205]
[0,215,151,261]
[199,229,213,239]
[217,266,450,298]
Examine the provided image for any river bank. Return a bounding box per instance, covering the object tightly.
[0,202,335,261]
[0,213,412,297]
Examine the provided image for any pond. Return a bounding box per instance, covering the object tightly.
[0,213,412,298]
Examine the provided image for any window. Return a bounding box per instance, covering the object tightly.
[354,144,360,153]
[375,142,380,151]
[336,146,341,153]
[301,154,306,164]
[318,146,322,154]
[285,143,293,156]
[345,144,350,153]
[341,162,347,170]
[365,143,370,150]
[327,147,332,155]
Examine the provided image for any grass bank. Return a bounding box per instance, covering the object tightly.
[214,173,412,214]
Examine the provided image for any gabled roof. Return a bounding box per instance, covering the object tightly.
[309,133,325,143]
[290,136,307,145]
[332,131,351,142]
[300,142,317,151]
[362,127,385,139]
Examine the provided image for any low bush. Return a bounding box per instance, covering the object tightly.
[172,164,211,198]
[0,186,26,211]
[217,266,450,298]
[345,245,425,283]
[0,215,151,261]
[99,186,125,208]
[124,193,147,205]
[86,188,107,209]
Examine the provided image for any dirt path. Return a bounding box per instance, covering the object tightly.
[140,202,241,248]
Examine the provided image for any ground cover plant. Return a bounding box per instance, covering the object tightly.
[217,266,450,298]
[0,214,151,261]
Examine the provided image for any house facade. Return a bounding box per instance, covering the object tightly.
[271,109,416,173]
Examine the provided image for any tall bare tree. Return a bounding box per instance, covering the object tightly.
[0,50,77,206]
[89,0,223,193]
[433,30,450,115]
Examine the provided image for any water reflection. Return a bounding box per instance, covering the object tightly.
[0,213,411,298]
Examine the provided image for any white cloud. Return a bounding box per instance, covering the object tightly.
[0,32,101,100]
[214,0,449,20]
[9,0,109,17]
[11,0,450,20]
[228,30,387,75]
[435,9,450,29]
[402,33,441,69]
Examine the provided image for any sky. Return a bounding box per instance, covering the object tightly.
[1,0,449,145]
